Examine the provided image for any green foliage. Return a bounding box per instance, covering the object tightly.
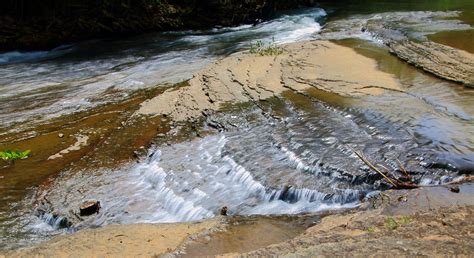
[385,217,398,230]
[384,216,413,231]
[0,150,31,161]
[249,39,284,56]
[397,216,413,225]
[366,226,376,233]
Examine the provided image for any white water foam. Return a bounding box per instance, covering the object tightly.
[0,45,73,65]
[30,134,359,233]
[178,8,326,46]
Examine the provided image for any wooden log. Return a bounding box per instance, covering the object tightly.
[220,206,228,216]
[79,200,101,216]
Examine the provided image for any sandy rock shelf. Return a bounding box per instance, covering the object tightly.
[136,40,401,122]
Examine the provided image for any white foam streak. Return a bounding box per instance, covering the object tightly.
[135,156,214,222]
[280,146,321,174]
[221,156,266,198]
[31,134,360,233]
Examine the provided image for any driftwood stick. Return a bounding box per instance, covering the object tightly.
[350,147,398,187]
[377,164,398,179]
[351,147,470,190]
[397,159,411,179]
[445,175,474,185]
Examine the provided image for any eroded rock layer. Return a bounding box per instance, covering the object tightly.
[137,40,400,121]
[388,41,474,87]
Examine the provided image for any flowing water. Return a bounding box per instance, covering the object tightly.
[0,8,326,134]
[1,0,473,251]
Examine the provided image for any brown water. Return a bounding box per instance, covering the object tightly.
[181,214,322,257]
[429,29,474,53]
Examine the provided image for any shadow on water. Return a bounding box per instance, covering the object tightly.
[428,29,474,53]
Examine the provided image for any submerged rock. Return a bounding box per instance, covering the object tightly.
[450,186,460,193]
[388,41,474,87]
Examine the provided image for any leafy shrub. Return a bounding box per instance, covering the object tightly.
[0,150,31,161]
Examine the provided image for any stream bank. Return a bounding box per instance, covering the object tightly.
[314,7,474,87]
[6,183,474,257]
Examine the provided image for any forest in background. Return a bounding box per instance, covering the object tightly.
[0,0,317,51]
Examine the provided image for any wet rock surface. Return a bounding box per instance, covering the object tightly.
[317,11,474,87]
[387,41,474,87]
[3,37,472,250]
[22,91,465,238]
[1,3,473,255]
[8,184,474,257]
[6,218,223,257]
[236,184,474,257]
[136,40,401,121]
[79,201,101,216]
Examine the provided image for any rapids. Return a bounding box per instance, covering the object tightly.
[1,1,473,251]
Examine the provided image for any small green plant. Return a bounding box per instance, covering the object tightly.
[0,150,31,162]
[249,39,284,56]
[385,217,399,230]
[366,226,376,233]
[397,216,413,225]
[384,216,413,231]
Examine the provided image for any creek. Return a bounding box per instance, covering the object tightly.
[0,0,473,251]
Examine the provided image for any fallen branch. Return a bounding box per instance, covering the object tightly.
[351,147,398,187]
[446,175,474,185]
[377,164,398,179]
[350,147,418,189]
[397,159,411,179]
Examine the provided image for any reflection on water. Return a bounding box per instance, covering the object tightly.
[318,0,474,20]
[318,0,474,53]
[336,39,473,157]
[428,29,474,53]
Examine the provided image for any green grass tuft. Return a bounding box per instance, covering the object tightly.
[397,216,413,225]
[249,39,284,56]
[385,217,399,230]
